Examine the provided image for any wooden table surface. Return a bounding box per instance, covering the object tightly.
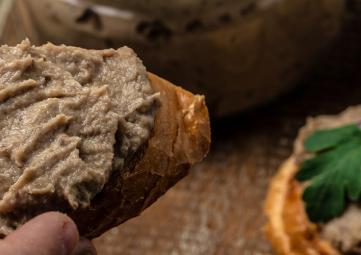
[94,9,361,255]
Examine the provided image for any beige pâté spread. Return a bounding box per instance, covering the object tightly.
[0,40,158,235]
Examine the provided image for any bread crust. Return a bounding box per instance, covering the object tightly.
[71,73,210,238]
[265,106,361,255]
[265,157,339,255]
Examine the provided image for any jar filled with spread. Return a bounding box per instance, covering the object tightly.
[25,0,344,115]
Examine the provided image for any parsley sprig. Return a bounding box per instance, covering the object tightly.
[296,124,361,222]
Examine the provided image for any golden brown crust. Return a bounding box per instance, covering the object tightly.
[265,157,339,255]
[265,106,361,255]
[72,73,211,238]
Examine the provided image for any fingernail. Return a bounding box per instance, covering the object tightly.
[62,221,78,254]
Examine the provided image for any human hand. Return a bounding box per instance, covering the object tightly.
[0,212,96,255]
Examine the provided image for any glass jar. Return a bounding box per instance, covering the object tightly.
[25,0,344,116]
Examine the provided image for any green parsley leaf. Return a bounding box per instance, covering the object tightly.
[296,124,361,222]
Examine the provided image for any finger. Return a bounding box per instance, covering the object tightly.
[0,212,79,255]
[71,238,97,255]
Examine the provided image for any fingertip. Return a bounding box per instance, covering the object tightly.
[30,212,79,253]
[5,211,79,255]
[57,213,80,253]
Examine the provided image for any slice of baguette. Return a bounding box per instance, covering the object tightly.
[265,106,361,255]
[0,39,210,238]
[71,73,211,238]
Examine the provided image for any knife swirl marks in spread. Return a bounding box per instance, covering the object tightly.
[0,40,159,234]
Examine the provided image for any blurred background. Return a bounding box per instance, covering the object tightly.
[1,0,361,254]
